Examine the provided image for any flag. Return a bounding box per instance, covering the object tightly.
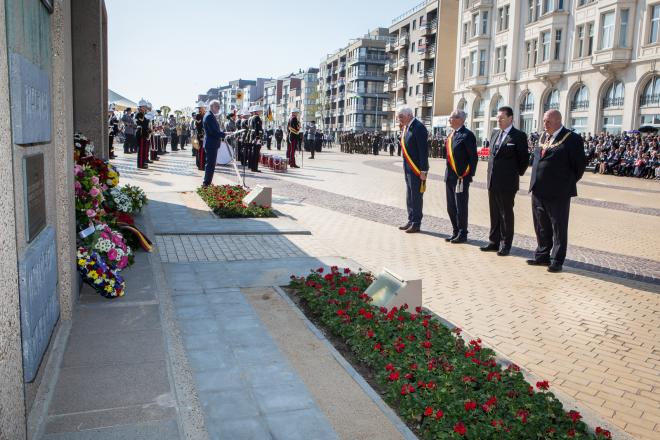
[266,105,273,122]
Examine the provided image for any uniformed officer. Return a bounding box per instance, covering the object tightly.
[194,101,206,170]
[248,105,264,172]
[135,99,151,169]
[287,108,301,168]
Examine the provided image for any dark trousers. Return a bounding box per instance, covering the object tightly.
[531,194,571,265]
[446,179,470,238]
[287,138,298,167]
[179,135,186,149]
[124,133,135,153]
[249,144,261,171]
[196,144,206,170]
[150,137,158,161]
[405,170,423,226]
[203,147,218,186]
[276,139,282,150]
[488,190,516,249]
[266,137,272,150]
[137,137,148,168]
[171,133,179,150]
[161,136,168,152]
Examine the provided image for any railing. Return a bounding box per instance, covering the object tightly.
[602,97,624,108]
[570,100,590,111]
[391,0,437,24]
[397,57,408,68]
[520,103,534,112]
[543,102,560,112]
[339,62,346,71]
[473,110,485,117]
[349,55,389,64]
[640,94,660,107]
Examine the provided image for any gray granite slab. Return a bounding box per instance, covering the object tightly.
[42,420,179,440]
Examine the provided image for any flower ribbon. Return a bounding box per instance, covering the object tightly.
[400,126,426,193]
[446,132,471,178]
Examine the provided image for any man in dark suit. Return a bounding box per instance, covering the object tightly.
[481,106,529,256]
[528,109,586,272]
[444,110,477,243]
[397,106,429,233]
[202,100,226,187]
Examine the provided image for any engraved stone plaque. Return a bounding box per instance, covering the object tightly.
[18,226,59,382]
[9,53,52,144]
[23,153,46,242]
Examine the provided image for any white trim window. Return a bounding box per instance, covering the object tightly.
[600,11,615,50]
[554,29,562,60]
[619,9,629,48]
[541,31,551,61]
[479,49,487,76]
[651,4,660,44]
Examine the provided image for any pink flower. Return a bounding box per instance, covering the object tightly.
[86,209,96,218]
[91,176,99,185]
[74,165,83,175]
[89,187,100,197]
[107,248,117,261]
[119,256,128,268]
[74,181,82,190]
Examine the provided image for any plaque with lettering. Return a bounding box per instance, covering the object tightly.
[23,153,46,242]
[9,53,52,144]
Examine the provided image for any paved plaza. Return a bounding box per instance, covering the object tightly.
[96,147,660,439]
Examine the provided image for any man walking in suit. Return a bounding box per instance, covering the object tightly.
[397,106,429,233]
[444,110,477,243]
[528,109,586,272]
[481,106,529,256]
[202,100,226,187]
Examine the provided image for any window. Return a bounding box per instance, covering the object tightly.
[619,9,629,47]
[474,99,485,117]
[492,96,503,117]
[601,12,615,49]
[408,86,413,96]
[520,92,535,113]
[464,0,469,11]
[603,81,624,108]
[461,57,468,80]
[410,65,414,74]
[463,22,470,44]
[602,115,622,134]
[571,117,588,133]
[411,42,415,53]
[641,76,660,106]
[497,7,505,31]
[528,0,535,22]
[571,85,590,110]
[542,31,551,61]
[470,50,477,76]
[544,89,560,111]
[543,0,551,15]
[576,25,585,58]
[417,62,421,72]
[554,29,562,60]
[650,5,659,44]
[495,47,503,73]
[479,49,487,76]
[526,40,535,68]
[472,13,479,37]
[413,20,416,30]
[481,11,489,35]
[415,85,420,95]
[504,5,510,30]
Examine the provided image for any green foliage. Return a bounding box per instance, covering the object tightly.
[197,185,275,218]
[290,268,612,440]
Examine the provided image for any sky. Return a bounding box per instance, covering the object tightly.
[107,0,415,111]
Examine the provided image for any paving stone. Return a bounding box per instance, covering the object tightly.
[70,305,161,338]
[62,329,164,368]
[194,366,244,393]
[179,318,221,336]
[198,389,260,421]
[264,408,338,440]
[206,416,272,440]
[252,382,316,414]
[186,348,234,372]
[42,420,179,440]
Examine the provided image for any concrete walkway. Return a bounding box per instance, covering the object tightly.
[36,147,407,439]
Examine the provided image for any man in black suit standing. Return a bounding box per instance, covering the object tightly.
[444,109,478,243]
[528,109,586,272]
[397,106,429,233]
[480,106,529,256]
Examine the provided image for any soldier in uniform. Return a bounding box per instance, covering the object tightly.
[194,102,206,170]
[287,108,301,168]
[135,99,151,169]
[247,106,264,172]
[121,107,136,154]
[169,114,179,151]
[108,104,118,159]
[238,110,251,167]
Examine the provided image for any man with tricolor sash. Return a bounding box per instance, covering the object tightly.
[444,110,478,243]
[396,106,429,234]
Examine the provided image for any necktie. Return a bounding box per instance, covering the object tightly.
[494,130,505,155]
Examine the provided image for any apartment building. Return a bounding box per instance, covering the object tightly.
[453,0,660,144]
[319,28,391,135]
[382,0,459,134]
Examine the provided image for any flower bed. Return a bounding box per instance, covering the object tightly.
[197,184,274,218]
[289,268,612,439]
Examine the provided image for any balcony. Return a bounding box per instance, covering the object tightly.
[640,94,660,107]
[383,81,395,92]
[421,19,438,34]
[415,93,434,107]
[385,41,396,52]
[543,102,560,112]
[348,55,389,65]
[396,34,409,48]
[382,101,394,112]
[396,57,408,69]
[520,103,534,112]
[466,76,488,91]
[570,100,590,111]
[339,62,346,71]
[315,111,322,118]
[420,45,436,60]
[395,79,407,90]
[471,0,494,9]
[337,78,346,87]
[533,61,564,81]
[384,61,394,72]
[591,48,632,71]
[417,68,434,83]
[355,72,388,81]
[421,116,432,127]
[602,97,624,109]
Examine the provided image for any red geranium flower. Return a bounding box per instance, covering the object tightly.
[388,371,400,381]
[422,341,432,349]
[454,422,467,436]
[424,407,433,417]
[567,410,582,423]
[464,401,477,411]
[435,409,444,420]
[568,428,576,438]
[536,380,550,390]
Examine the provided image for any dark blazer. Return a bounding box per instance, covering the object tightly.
[444,126,477,182]
[487,126,529,192]
[402,118,429,174]
[529,127,586,199]
[202,112,225,150]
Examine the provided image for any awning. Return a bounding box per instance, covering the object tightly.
[108,89,138,111]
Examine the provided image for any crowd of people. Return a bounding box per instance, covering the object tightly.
[584,132,660,179]
[338,131,446,157]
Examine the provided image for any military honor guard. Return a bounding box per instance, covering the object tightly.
[528,110,586,273]
[169,114,179,151]
[480,106,530,256]
[397,106,429,234]
[194,102,206,171]
[287,109,301,168]
[108,104,118,159]
[135,99,151,169]
[444,109,478,243]
[274,127,284,150]
[247,106,264,172]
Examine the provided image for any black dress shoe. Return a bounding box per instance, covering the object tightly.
[405,225,420,233]
[445,234,458,242]
[547,263,563,273]
[398,223,412,230]
[497,247,510,256]
[480,243,499,252]
[526,259,550,266]
[450,236,467,244]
